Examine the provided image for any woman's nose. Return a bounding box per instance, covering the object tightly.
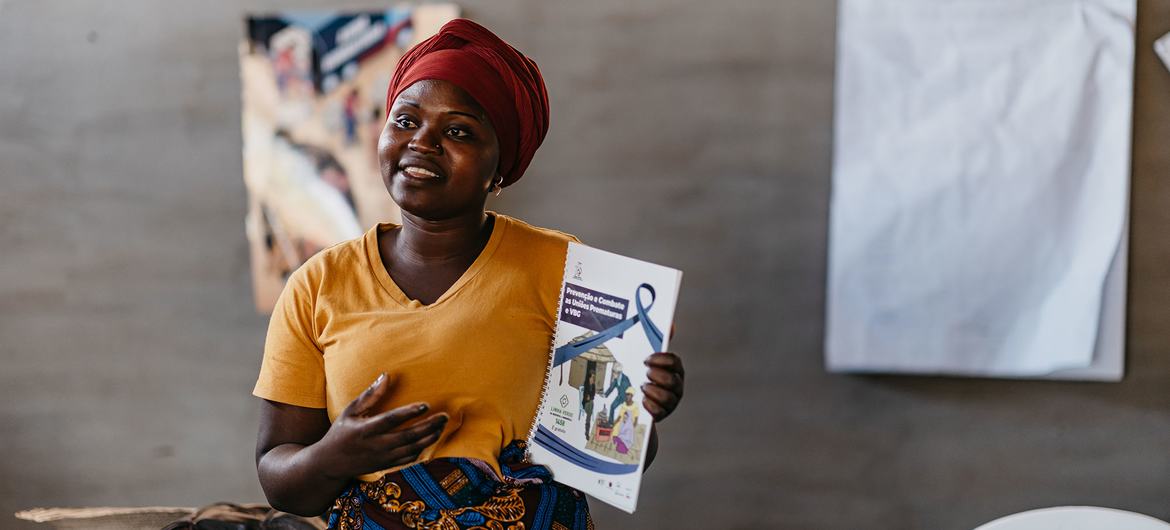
[407,126,443,155]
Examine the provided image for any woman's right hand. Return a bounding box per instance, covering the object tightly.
[255,373,448,515]
[309,373,449,480]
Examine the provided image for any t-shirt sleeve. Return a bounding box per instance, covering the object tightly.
[253,267,327,409]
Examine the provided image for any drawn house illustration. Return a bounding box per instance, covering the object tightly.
[560,330,624,441]
[563,331,615,388]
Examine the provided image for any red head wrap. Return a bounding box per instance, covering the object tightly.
[386,19,550,188]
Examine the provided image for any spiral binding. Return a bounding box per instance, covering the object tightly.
[524,242,573,462]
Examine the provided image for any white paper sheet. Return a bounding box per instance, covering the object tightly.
[826,0,1135,379]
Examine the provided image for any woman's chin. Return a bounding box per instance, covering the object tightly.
[393,197,440,220]
[390,183,437,214]
[391,192,462,221]
[388,181,487,222]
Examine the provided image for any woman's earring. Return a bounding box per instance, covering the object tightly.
[493,177,504,197]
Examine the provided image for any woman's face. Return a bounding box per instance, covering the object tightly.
[379,79,500,220]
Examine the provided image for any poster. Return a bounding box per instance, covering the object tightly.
[240,5,459,312]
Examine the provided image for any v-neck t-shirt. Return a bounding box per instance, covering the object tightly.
[253,213,577,480]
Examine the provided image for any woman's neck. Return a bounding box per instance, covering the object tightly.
[393,210,492,266]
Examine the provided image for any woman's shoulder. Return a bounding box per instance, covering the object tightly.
[495,212,581,249]
[287,229,374,287]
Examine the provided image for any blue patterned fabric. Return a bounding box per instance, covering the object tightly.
[327,441,592,530]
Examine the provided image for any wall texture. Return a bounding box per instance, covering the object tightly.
[1,1,1168,529]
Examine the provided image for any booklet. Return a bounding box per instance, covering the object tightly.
[527,242,683,513]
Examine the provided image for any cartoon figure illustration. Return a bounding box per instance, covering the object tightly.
[604,363,632,423]
[612,388,639,454]
[581,371,597,440]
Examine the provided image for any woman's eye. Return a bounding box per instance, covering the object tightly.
[394,116,416,129]
[446,127,472,139]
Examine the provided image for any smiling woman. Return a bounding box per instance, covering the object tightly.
[381,80,500,225]
[251,19,686,530]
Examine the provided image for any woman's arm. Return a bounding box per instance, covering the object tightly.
[256,401,347,515]
[255,374,448,516]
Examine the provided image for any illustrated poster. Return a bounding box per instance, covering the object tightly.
[240,5,458,312]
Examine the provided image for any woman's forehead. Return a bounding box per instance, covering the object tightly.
[392,79,487,119]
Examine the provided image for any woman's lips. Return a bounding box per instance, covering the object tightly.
[401,165,442,180]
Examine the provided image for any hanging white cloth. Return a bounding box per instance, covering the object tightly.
[826,0,1135,379]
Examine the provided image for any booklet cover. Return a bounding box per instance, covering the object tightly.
[527,242,683,513]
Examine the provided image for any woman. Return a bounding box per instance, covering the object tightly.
[611,388,640,455]
[253,19,685,530]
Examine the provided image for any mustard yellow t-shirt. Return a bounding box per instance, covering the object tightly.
[253,213,576,480]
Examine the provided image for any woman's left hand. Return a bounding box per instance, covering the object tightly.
[642,352,684,422]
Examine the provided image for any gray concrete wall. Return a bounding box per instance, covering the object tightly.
[2,1,1169,529]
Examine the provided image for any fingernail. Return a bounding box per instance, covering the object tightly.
[372,373,385,387]
[418,404,428,412]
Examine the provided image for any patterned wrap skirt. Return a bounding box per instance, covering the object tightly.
[327,441,593,530]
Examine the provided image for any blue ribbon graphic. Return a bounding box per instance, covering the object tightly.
[552,283,662,367]
[536,283,662,475]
